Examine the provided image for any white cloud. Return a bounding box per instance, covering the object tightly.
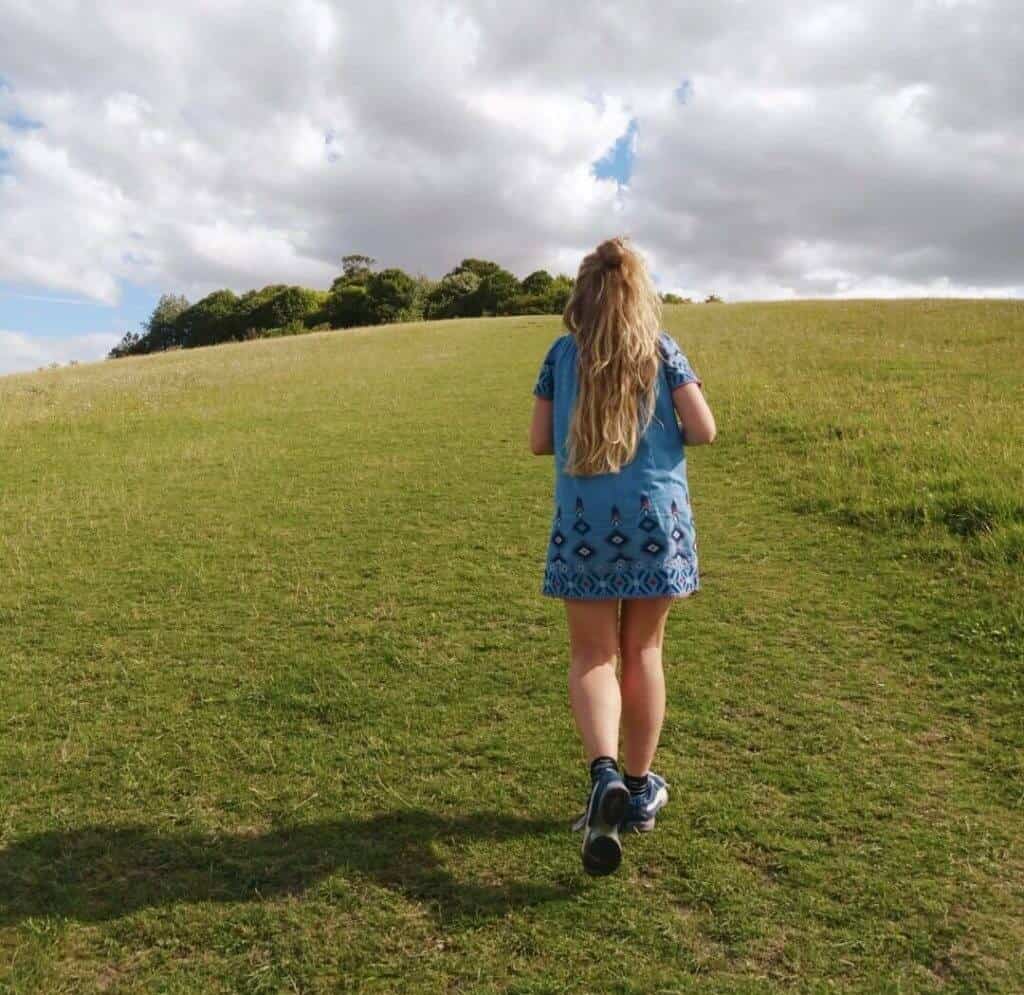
[0,0,1021,308]
[0,331,121,376]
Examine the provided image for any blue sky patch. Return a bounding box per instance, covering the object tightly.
[0,280,160,339]
[592,117,638,186]
[4,110,43,131]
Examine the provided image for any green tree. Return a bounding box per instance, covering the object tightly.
[107,331,143,359]
[445,258,502,281]
[410,275,435,322]
[143,293,190,351]
[434,259,518,317]
[545,275,575,313]
[236,285,287,330]
[424,270,482,320]
[109,293,191,356]
[474,267,520,315]
[331,254,376,291]
[498,293,550,316]
[104,253,585,356]
[365,268,419,324]
[326,284,373,328]
[521,270,554,295]
[242,286,326,331]
[177,290,245,348]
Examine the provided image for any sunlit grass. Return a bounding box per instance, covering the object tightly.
[1,301,1022,993]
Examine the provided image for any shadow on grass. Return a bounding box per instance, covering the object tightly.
[0,810,579,927]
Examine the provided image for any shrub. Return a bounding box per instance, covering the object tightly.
[545,275,574,312]
[326,284,373,328]
[474,268,520,315]
[521,270,554,295]
[365,268,420,324]
[108,331,144,359]
[144,293,191,351]
[244,286,326,331]
[498,293,551,316]
[446,258,503,280]
[425,259,520,318]
[109,294,191,357]
[330,254,376,291]
[424,270,482,320]
[177,290,246,348]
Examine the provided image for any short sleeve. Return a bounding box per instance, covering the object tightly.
[532,338,559,400]
[659,331,702,391]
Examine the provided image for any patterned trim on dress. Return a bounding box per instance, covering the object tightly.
[544,493,699,599]
[542,560,699,599]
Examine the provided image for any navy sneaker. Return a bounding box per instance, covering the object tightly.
[620,772,670,833]
[573,767,630,876]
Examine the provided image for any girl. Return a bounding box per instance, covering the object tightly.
[529,236,716,876]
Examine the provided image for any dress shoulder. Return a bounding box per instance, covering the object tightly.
[533,334,571,399]
[552,332,574,354]
[656,330,702,391]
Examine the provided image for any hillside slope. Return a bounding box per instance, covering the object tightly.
[1,301,1022,993]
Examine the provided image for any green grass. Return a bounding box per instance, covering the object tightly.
[1,300,1022,994]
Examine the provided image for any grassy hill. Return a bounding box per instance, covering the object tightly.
[1,300,1022,993]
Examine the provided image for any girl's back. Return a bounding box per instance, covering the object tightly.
[533,328,703,599]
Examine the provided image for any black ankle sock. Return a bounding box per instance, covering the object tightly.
[624,771,649,796]
[589,755,618,783]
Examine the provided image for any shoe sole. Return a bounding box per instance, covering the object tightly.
[581,782,630,876]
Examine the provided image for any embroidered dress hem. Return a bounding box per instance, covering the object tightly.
[541,562,700,600]
[542,587,700,602]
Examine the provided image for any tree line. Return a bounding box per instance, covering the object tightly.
[108,254,715,359]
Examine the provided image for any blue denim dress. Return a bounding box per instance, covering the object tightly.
[533,330,702,600]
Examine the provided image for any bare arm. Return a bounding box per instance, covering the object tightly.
[672,382,717,445]
[529,396,555,455]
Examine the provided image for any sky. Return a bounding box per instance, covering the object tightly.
[2,0,1022,374]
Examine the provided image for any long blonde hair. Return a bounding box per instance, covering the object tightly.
[562,236,662,476]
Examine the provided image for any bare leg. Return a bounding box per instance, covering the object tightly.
[564,598,622,762]
[619,596,673,777]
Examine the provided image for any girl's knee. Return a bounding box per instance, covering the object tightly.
[569,644,618,673]
[618,641,664,670]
